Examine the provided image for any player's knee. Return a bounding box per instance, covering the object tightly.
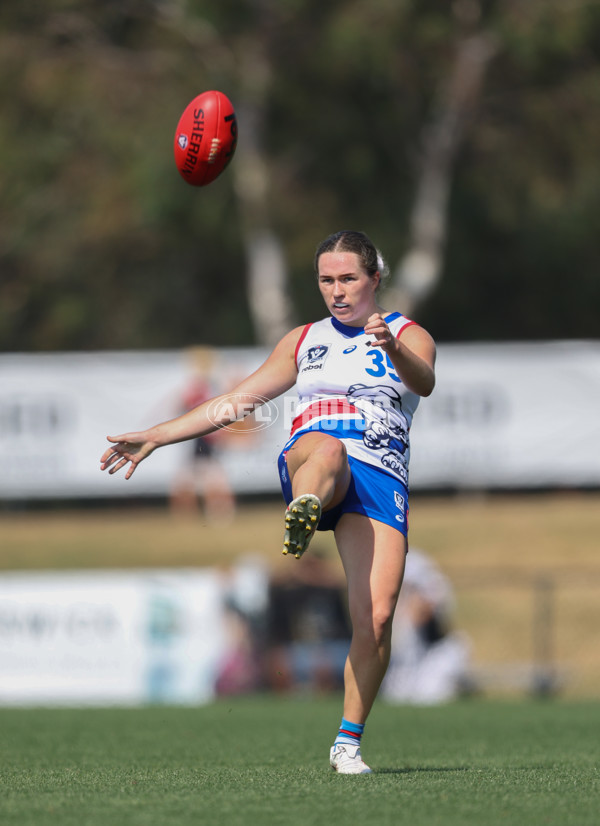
[351,601,395,649]
[371,606,395,648]
[315,436,347,473]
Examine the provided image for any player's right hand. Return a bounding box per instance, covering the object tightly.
[100,433,157,480]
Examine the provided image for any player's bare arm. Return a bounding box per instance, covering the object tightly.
[364,313,436,397]
[100,326,303,479]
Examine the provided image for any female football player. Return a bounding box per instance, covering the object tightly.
[100,230,436,774]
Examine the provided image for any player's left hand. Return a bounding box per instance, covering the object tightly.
[364,313,396,351]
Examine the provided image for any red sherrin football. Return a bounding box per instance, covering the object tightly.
[173,91,238,186]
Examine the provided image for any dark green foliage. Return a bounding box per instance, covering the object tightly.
[1,1,599,349]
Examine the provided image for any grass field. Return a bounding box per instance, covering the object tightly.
[1,497,599,823]
[1,698,599,826]
[2,492,600,696]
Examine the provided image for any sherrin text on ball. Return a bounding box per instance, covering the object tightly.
[174,90,237,186]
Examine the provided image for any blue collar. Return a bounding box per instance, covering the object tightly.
[330,312,401,338]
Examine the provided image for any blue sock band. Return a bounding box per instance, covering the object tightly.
[335,717,365,746]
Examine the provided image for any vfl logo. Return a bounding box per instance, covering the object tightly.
[394,491,405,523]
[307,344,329,362]
[302,344,330,371]
[177,134,189,150]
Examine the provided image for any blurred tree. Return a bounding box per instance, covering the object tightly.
[390,2,500,316]
[1,0,599,351]
[423,0,600,340]
[0,0,249,350]
[156,0,296,346]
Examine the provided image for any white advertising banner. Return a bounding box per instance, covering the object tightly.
[0,341,599,497]
[0,569,227,706]
[0,348,277,498]
[409,341,600,489]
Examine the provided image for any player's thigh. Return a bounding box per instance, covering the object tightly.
[335,513,407,620]
[285,432,351,507]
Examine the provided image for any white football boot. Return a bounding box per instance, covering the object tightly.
[329,743,372,774]
[282,494,321,559]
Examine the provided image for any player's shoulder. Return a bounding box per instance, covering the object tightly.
[399,320,436,345]
[395,318,437,369]
[276,324,309,346]
[290,316,333,343]
[271,323,318,363]
[386,311,435,342]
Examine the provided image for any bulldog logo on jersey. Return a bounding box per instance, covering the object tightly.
[302,344,330,371]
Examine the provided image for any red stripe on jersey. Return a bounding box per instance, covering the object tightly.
[395,320,419,339]
[290,398,359,436]
[294,323,313,368]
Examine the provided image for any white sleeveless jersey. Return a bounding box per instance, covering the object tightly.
[287,312,421,489]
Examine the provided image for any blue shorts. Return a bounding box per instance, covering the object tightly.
[278,448,409,536]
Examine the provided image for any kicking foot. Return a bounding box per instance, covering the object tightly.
[329,744,372,774]
[282,494,321,559]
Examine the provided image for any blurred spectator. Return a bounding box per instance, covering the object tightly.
[265,549,351,694]
[169,373,236,521]
[382,549,471,705]
[215,603,264,696]
[215,556,270,697]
